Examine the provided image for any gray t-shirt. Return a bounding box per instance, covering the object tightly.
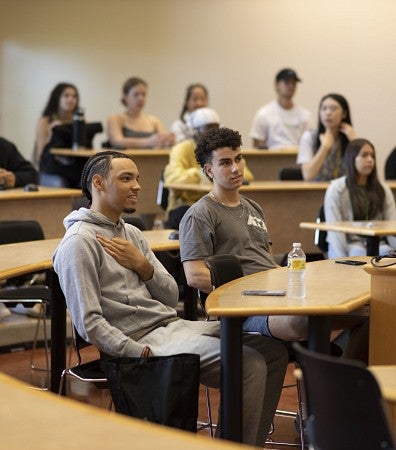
[179,194,277,275]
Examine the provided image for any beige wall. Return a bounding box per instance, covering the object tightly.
[1,0,396,176]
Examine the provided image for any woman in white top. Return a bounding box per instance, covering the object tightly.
[107,77,174,149]
[297,93,356,181]
[324,138,396,258]
[171,83,208,143]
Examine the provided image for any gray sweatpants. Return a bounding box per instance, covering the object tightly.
[138,319,288,447]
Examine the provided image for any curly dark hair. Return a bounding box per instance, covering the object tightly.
[81,151,130,204]
[195,127,242,168]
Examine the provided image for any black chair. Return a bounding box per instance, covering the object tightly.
[59,326,111,406]
[384,146,396,180]
[0,220,51,377]
[314,205,328,256]
[279,167,303,180]
[156,170,169,211]
[293,342,395,450]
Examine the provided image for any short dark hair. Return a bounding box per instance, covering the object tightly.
[81,151,130,203]
[195,127,242,168]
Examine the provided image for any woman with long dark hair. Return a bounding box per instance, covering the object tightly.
[324,138,396,257]
[297,93,356,181]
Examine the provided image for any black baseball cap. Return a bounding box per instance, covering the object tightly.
[276,68,302,83]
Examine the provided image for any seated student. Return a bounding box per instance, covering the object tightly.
[179,127,368,361]
[325,138,396,258]
[249,68,311,150]
[297,93,357,181]
[52,150,288,447]
[0,136,38,321]
[164,107,254,229]
[171,83,209,143]
[106,77,174,149]
[0,137,38,188]
[35,82,88,188]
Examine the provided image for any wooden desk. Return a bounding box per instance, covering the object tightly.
[364,262,396,365]
[205,258,371,442]
[0,230,180,394]
[51,148,171,218]
[165,181,330,254]
[300,220,396,256]
[0,186,82,238]
[370,365,396,432]
[0,372,247,449]
[50,148,298,222]
[165,181,396,255]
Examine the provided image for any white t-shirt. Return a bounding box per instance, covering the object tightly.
[249,100,311,150]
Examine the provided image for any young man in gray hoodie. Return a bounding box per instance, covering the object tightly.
[52,150,288,447]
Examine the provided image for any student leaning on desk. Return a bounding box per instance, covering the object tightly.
[106,76,174,149]
[0,137,38,189]
[52,150,288,447]
[0,136,39,320]
[324,138,396,258]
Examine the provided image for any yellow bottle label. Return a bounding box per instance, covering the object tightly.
[288,258,306,271]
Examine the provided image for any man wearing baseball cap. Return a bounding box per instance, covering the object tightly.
[250,68,311,150]
[163,107,254,229]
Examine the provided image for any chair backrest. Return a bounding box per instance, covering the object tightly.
[205,254,244,288]
[279,167,303,180]
[293,342,395,450]
[122,216,147,231]
[157,170,169,211]
[314,205,328,255]
[385,146,396,180]
[199,254,244,314]
[0,220,44,245]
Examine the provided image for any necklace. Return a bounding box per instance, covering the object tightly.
[208,191,246,219]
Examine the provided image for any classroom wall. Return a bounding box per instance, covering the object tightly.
[0,0,395,176]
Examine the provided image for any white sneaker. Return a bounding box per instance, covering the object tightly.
[10,303,43,318]
[0,303,11,320]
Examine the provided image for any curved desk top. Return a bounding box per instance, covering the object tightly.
[51,147,298,158]
[0,371,244,449]
[300,220,396,237]
[164,180,330,192]
[369,366,396,402]
[205,257,371,317]
[0,230,179,281]
[0,186,82,200]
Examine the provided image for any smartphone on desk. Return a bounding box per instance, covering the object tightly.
[241,290,287,296]
[335,260,366,266]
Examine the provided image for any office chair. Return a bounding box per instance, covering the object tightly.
[279,167,303,180]
[59,326,111,409]
[0,220,51,376]
[314,205,328,256]
[293,342,395,450]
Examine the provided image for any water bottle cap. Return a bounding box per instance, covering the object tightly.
[292,242,301,247]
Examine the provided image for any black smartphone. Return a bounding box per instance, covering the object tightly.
[335,260,366,266]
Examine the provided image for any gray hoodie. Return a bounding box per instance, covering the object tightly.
[53,208,179,357]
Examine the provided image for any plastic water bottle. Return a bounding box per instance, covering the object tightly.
[72,107,86,149]
[287,242,306,299]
